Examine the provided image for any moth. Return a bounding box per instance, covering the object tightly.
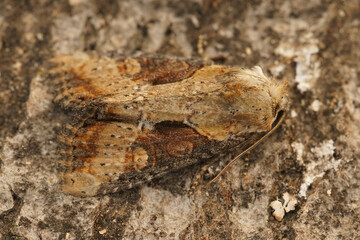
[52,52,288,197]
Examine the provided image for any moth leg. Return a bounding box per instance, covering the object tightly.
[189,157,220,194]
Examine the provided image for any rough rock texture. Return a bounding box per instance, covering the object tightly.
[0,0,359,239]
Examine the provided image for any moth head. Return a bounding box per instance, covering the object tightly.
[230,66,289,130]
[266,75,288,125]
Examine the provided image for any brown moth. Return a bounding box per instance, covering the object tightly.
[52,52,288,197]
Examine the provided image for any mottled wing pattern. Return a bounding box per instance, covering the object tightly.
[53,53,208,110]
[53,54,222,196]
[53,53,287,196]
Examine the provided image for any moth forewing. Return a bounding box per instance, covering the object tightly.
[53,53,288,196]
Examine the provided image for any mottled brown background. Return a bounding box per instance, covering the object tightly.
[0,0,359,239]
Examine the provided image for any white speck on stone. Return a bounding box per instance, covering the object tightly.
[291,141,304,163]
[327,189,332,196]
[99,229,107,235]
[270,192,297,221]
[290,109,298,118]
[36,33,43,41]
[299,140,341,198]
[295,61,321,93]
[219,27,234,38]
[269,64,285,77]
[13,61,22,71]
[245,47,252,55]
[298,173,325,198]
[283,192,298,213]
[270,200,285,221]
[311,139,335,159]
[338,9,346,17]
[275,34,320,93]
[310,99,322,112]
[189,15,200,28]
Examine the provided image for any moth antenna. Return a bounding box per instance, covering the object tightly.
[208,111,286,185]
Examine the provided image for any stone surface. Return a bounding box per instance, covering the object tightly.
[0,0,359,239]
